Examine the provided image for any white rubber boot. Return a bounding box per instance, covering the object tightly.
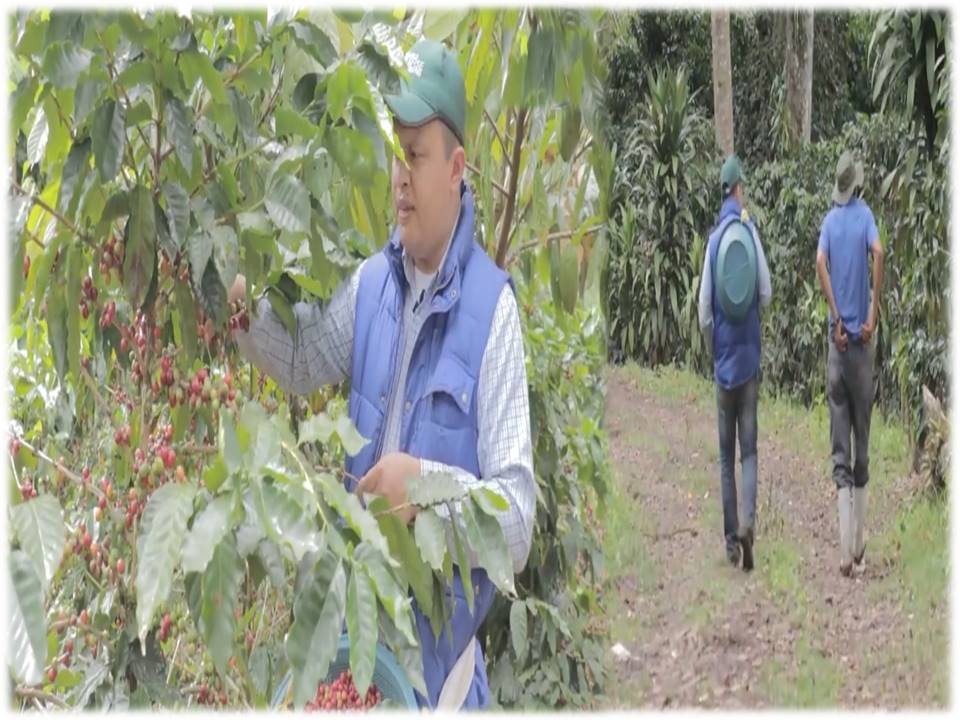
[853,486,867,574]
[838,487,853,577]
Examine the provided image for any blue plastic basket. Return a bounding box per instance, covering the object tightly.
[271,634,418,710]
[716,220,758,323]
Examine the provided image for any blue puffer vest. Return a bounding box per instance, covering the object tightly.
[707,197,762,390]
[345,182,510,708]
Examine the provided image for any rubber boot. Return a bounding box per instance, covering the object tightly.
[852,486,867,574]
[838,487,853,577]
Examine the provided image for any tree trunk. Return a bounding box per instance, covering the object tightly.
[710,10,735,156]
[802,11,814,142]
[784,10,814,145]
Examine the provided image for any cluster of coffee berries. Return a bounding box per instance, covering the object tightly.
[63,610,100,660]
[99,300,117,330]
[125,309,159,383]
[57,635,75,671]
[71,521,114,580]
[185,367,235,409]
[305,671,383,711]
[158,612,173,642]
[194,306,218,348]
[79,276,98,320]
[131,423,182,494]
[98,235,124,283]
[196,681,228,707]
[19,475,37,500]
[124,485,145,529]
[153,354,179,401]
[93,474,114,522]
[114,424,132,447]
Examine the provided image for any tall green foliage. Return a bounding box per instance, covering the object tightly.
[869,10,948,156]
[604,66,715,367]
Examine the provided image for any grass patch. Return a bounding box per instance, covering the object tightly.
[688,465,723,533]
[759,636,841,707]
[618,362,713,407]
[623,429,671,462]
[598,463,658,707]
[869,417,912,492]
[880,495,949,706]
[759,536,806,613]
[685,558,737,630]
[762,392,831,461]
[600,465,657,629]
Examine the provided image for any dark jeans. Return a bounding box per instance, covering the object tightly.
[716,376,759,553]
[827,340,874,489]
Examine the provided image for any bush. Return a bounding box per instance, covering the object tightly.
[485,270,611,708]
[604,65,716,368]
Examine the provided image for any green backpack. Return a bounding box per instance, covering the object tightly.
[714,219,758,323]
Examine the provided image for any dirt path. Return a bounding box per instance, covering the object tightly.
[600,365,943,709]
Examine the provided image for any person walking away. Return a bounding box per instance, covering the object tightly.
[698,155,773,572]
[815,150,884,577]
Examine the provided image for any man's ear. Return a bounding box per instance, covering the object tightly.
[451,145,465,189]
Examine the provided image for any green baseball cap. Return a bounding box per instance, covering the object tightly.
[720,154,742,196]
[384,39,466,146]
[832,151,864,205]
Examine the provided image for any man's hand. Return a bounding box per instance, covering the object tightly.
[834,321,848,352]
[355,452,421,524]
[225,274,251,334]
[228,274,246,305]
[860,311,876,344]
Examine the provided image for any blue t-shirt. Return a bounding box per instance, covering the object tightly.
[818,198,880,341]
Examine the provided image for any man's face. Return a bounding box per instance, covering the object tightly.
[392,120,464,269]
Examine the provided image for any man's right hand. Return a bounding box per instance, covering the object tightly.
[228,274,246,305]
[833,321,848,352]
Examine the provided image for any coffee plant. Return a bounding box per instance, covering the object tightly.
[7,7,613,711]
[6,9,524,710]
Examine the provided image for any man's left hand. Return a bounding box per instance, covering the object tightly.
[355,452,421,524]
[861,313,876,344]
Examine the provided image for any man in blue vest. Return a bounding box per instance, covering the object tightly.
[816,151,883,578]
[229,39,535,708]
[698,155,772,572]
